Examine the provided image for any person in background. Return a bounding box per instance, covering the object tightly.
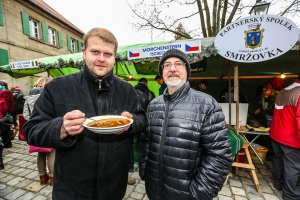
[12,86,24,128]
[254,82,279,127]
[0,81,14,148]
[139,49,232,199]
[269,73,300,200]
[127,78,155,185]
[29,77,49,95]
[199,80,208,92]
[218,79,248,103]
[23,77,55,186]
[154,74,167,95]
[24,27,146,200]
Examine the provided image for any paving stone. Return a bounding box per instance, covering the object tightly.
[234,196,248,200]
[18,169,34,177]
[16,191,37,200]
[229,179,242,187]
[11,168,27,175]
[39,185,53,195]
[32,196,47,200]
[133,184,145,193]
[7,177,25,186]
[260,185,274,194]
[14,161,28,167]
[247,193,264,200]
[130,191,143,199]
[260,169,272,176]
[125,185,135,197]
[218,195,233,200]
[0,186,16,198]
[25,182,46,192]
[244,185,260,195]
[4,188,26,200]
[262,193,280,200]
[257,178,268,186]
[15,179,33,188]
[4,166,19,173]
[218,187,231,196]
[231,186,246,196]
[0,184,6,190]
[241,177,254,186]
[25,171,38,179]
[0,175,15,183]
[238,171,251,178]
[142,195,149,200]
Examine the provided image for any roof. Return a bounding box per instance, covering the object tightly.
[28,0,84,35]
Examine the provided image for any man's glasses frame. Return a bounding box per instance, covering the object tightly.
[161,62,186,70]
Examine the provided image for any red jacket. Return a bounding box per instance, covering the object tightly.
[0,89,14,114]
[270,80,300,149]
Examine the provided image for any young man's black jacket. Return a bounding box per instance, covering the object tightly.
[24,66,146,200]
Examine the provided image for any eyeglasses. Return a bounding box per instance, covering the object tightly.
[161,62,185,70]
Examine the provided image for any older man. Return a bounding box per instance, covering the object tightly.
[139,49,232,200]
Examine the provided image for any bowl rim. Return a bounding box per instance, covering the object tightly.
[83,115,133,130]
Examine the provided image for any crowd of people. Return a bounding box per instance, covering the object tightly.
[1,26,299,200]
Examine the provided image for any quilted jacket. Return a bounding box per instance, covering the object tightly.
[24,66,146,200]
[139,82,232,200]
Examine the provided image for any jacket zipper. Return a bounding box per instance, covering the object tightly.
[159,99,170,199]
[98,79,102,90]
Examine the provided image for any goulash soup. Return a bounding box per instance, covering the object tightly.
[87,118,131,128]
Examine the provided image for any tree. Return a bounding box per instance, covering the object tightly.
[127,0,300,40]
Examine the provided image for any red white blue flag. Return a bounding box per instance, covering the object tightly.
[129,50,140,58]
[185,43,199,52]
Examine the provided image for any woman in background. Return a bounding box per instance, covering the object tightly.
[24,77,55,185]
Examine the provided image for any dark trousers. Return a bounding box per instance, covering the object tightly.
[128,134,134,171]
[1,128,12,147]
[272,139,300,200]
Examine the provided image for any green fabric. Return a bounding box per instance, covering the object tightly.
[228,129,244,157]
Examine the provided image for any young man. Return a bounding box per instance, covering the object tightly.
[270,73,300,200]
[139,49,232,199]
[154,74,167,95]
[24,27,146,200]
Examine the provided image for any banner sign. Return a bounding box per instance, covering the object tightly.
[9,60,39,69]
[214,14,299,63]
[127,40,201,60]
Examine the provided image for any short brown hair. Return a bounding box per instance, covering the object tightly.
[83,27,118,52]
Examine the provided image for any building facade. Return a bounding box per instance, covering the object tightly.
[0,0,84,66]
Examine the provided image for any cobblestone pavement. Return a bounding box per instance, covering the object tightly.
[0,138,284,200]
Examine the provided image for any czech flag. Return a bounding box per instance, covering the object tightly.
[129,51,140,58]
[185,43,199,52]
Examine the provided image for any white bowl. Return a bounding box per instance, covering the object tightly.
[83,115,133,134]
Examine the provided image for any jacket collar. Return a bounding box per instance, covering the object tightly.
[84,64,114,89]
[163,81,190,102]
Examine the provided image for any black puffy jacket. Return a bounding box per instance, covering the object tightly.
[135,82,155,111]
[24,66,146,200]
[139,82,232,200]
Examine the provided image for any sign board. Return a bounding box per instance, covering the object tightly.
[215,14,299,63]
[127,40,201,60]
[9,60,39,69]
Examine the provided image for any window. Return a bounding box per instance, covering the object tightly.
[29,19,39,38]
[71,38,76,52]
[48,28,56,45]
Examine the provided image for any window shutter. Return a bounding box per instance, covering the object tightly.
[42,22,48,42]
[77,40,82,52]
[0,48,9,66]
[0,0,4,26]
[57,30,63,48]
[67,35,71,51]
[21,12,30,36]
